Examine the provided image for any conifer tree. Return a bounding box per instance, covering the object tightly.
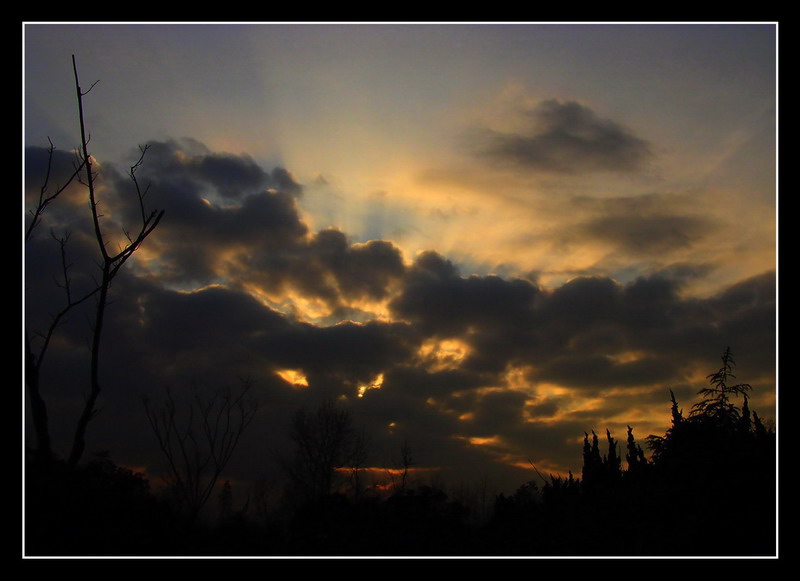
[691,346,751,424]
[605,429,621,479]
[625,425,646,473]
[669,389,684,426]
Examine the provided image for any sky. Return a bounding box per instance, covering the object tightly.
[23,22,777,501]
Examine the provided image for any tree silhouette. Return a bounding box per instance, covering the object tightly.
[691,346,752,424]
[346,428,371,500]
[142,383,257,520]
[625,425,646,474]
[397,439,415,493]
[605,428,621,479]
[283,399,359,504]
[25,56,164,467]
[629,348,774,554]
[485,347,776,556]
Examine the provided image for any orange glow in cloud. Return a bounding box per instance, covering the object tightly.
[455,433,577,479]
[127,242,163,273]
[357,372,384,398]
[417,338,470,372]
[607,350,647,364]
[240,280,395,326]
[467,435,502,447]
[243,283,336,323]
[282,293,335,322]
[531,382,571,398]
[522,380,604,425]
[174,283,228,295]
[367,166,616,290]
[502,364,534,391]
[276,368,308,388]
[346,295,395,321]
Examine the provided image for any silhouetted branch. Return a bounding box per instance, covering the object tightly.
[143,383,257,520]
[24,55,164,467]
[528,460,548,487]
[25,138,86,242]
[284,399,357,502]
[66,55,164,468]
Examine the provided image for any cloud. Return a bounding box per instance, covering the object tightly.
[534,353,678,391]
[24,137,775,494]
[24,146,102,239]
[307,229,406,302]
[106,139,407,314]
[468,99,653,174]
[390,251,540,339]
[564,194,716,257]
[131,138,280,200]
[583,214,709,255]
[467,389,529,437]
[389,248,775,405]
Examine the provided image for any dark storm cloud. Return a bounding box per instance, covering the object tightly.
[545,275,621,325]
[24,138,775,495]
[136,283,290,356]
[382,366,492,398]
[470,99,653,174]
[119,143,306,246]
[132,137,276,200]
[270,167,304,197]
[389,246,774,400]
[526,398,561,419]
[534,353,678,390]
[193,152,270,199]
[106,139,406,309]
[235,226,406,313]
[390,251,540,337]
[707,272,776,376]
[126,183,308,285]
[260,319,420,385]
[105,275,421,394]
[307,229,406,302]
[467,389,529,437]
[25,146,80,200]
[25,146,94,232]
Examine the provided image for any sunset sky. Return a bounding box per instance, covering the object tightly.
[23,23,777,499]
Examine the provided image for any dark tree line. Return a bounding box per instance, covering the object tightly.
[484,347,776,556]
[25,347,776,556]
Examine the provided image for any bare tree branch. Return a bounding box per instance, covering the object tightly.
[25,55,164,467]
[142,383,258,520]
[282,399,363,504]
[25,138,86,242]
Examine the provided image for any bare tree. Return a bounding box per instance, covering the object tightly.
[284,399,359,503]
[398,439,414,492]
[25,137,86,243]
[142,383,258,520]
[25,56,164,467]
[385,439,415,493]
[346,428,371,499]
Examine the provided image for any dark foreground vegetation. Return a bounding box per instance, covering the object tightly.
[25,348,776,557]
